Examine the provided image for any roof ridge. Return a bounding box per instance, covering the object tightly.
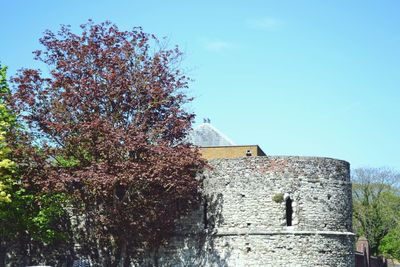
[197,123,236,145]
[186,123,235,147]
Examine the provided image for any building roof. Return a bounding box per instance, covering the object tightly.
[187,122,235,147]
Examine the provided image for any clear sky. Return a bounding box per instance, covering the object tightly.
[1,0,399,170]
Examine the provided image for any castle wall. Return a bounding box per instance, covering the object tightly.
[208,233,354,267]
[141,156,355,267]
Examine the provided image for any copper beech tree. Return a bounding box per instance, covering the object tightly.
[11,21,205,266]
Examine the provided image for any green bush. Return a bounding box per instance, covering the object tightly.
[272,193,284,203]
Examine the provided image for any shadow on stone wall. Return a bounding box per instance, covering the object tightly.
[207,193,224,229]
[204,193,232,267]
[135,192,233,266]
[65,192,234,266]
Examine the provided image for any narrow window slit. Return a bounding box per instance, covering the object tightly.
[204,199,208,229]
[286,197,293,226]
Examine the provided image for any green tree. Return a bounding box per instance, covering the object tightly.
[352,167,400,257]
[379,225,400,260]
[0,65,16,203]
[0,64,73,266]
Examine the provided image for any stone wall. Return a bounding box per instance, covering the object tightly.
[141,156,355,267]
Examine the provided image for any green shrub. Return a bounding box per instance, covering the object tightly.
[272,193,284,203]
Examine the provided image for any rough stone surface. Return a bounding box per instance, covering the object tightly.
[140,156,355,267]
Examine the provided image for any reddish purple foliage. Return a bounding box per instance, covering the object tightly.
[11,21,205,265]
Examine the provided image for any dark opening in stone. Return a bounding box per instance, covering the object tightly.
[204,199,208,229]
[286,197,293,226]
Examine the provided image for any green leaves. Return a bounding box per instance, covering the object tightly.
[54,155,81,167]
[352,168,400,258]
[380,227,400,259]
[0,64,16,203]
[0,63,72,266]
[30,193,69,244]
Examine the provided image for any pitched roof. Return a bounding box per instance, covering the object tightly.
[187,122,235,147]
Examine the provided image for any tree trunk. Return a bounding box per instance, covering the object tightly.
[117,240,127,267]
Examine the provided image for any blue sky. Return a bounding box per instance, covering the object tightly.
[1,0,399,170]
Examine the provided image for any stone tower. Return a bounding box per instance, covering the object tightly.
[142,124,355,266]
[201,156,354,266]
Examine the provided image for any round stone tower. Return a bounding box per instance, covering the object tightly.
[203,156,354,266]
[140,156,355,267]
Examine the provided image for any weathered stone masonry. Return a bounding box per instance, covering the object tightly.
[145,156,355,267]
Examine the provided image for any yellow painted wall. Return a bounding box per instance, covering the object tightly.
[199,145,265,160]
